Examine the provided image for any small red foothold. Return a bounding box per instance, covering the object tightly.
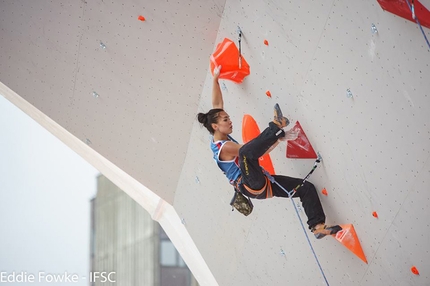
[266,90,271,98]
[411,266,419,275]
[372,211,378,218]
[321,188,328,196]
[138,15,146,21]
[264,39,269,46]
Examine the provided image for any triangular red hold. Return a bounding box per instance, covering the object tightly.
[377,0,430,29]
[286,121,317,159]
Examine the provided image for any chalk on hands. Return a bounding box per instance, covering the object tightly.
[214,65,222,76]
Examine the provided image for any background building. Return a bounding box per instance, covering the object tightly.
[90,174,198,286]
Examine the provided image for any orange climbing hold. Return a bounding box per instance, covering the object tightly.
[334,224,367,264]
[266,90,272,98]
[210,38,250,83]
[321,188,328,196]
[372,211,378,218]
[411,266,420,275]
[138,15,145,21]
[242,114,276,175]
[264,39,269,46]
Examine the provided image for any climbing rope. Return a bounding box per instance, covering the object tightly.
[405,0,430,50]
[264,153,330,286]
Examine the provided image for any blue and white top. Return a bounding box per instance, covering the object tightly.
[210,135,241,185]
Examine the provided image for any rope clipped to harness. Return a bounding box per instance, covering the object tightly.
[274,154,322,197]
[264,153,330,286]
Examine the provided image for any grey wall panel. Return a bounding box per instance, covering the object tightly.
[0,0,226,204]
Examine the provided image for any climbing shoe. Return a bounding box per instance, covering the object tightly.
[311,224,342,239]
[273,103,290,128]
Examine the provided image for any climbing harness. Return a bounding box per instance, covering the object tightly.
[264,153,331,286]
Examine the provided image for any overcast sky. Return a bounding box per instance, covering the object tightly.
[0,95,99,285]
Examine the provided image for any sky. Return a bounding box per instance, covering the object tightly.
[0,95,99,285]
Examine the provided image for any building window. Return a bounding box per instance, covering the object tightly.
[159,227,186,267]
[159,225,192,286]
[160,240,177,266]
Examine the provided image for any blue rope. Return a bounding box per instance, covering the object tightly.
[405,0,430,50]
[264,159,330,286]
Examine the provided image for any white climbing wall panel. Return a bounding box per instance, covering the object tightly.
[177,0,430,285]
[1,0,430,285]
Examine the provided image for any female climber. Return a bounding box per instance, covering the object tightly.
[197,66,341,239]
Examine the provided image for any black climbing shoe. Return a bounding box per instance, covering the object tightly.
[273,103,290,128]
[311,224,342,239]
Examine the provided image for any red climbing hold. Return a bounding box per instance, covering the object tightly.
[286,121,318,159]
[377,0,430,29]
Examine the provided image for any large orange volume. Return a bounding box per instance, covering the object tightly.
[210,38,250,83]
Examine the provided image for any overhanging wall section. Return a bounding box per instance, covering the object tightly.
[0,0,226,204]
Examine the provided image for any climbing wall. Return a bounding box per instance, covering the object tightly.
[175,0,430,285]
[1,0,430,285]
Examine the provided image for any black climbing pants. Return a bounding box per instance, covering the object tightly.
[237,122,326,229]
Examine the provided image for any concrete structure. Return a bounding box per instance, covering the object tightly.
[91,174,198,286]
[1,0,429,285]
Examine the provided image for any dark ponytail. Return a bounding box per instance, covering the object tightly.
[197,108,224,134]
